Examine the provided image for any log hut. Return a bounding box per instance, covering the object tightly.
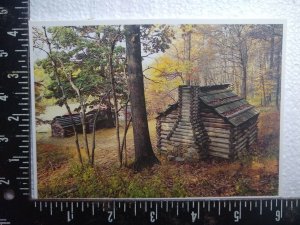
[86,109,115,131]
[51,109,115,138]
[156,84,259,161]
[51,114,85,137]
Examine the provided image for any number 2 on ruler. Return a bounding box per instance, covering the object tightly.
[0,178,10,185]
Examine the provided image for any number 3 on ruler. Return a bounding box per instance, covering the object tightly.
[0,136,8,142]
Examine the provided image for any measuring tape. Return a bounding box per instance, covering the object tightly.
[0,1,300,224]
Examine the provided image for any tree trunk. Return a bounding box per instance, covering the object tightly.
[241,63,247,99]
[260,62,266,106]
[104,94,114,127]
[122,96,130,166]
[91,92,110,165]
[125,25,159,170]
[108,45,122,167]
[53,66,83,165]
[42,27,83,165]
[184,31,192,85]
[67,74,90,162]
[239,43,248,99]
[276,63,281,110]
[121,116,132,167]
[91,109,98,166]
[269,25,275,79]
[276,36,282,111]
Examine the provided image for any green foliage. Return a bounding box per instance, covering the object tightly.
[47,27,80,48]
[140,24,175,54]
[69,164,102,198]
[34,25,131,110]
[235,176,253,195]
[38,156,188,198]
[68,165,164,198]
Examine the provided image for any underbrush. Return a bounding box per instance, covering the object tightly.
[37,143,71,174]
[39,161,188,198]
[37,107,280,198]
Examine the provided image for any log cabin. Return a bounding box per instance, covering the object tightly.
[156,84,259,161]
[51,114,84,137]
[51,109,115,138]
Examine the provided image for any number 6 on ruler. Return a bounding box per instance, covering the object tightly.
[275,210,281,221]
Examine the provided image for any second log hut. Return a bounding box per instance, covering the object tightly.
[51,108,114,138]
[156,84,259,161]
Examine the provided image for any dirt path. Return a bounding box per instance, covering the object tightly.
[36,120,157,167]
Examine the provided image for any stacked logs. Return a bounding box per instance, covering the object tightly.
[156,84,259,161]
[51,114,86,137]
[51,109,115,138]
[156,105,178,152]
[85,109,115,131]
[199,103,232,159]
[166,86,208,160]
[231,117,258,159]
[190,86,209,158]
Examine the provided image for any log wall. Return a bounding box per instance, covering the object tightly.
[51,114,85,137]
[199,102,232,159]
[156,85,259,161]
[231,116,258,159]
[51,110,114,138]
[156,108,178,152]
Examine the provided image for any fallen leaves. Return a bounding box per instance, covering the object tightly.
[37,108,279,198]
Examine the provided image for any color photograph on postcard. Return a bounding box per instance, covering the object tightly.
[31,22,283,198]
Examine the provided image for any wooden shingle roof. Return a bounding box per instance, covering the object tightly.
[156,84,259,127]
[198,86,259,126]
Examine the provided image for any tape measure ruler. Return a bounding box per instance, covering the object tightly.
[0,1,300,224]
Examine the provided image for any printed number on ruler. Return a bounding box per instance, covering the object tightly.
[7,31,18,37]
[0,177,10,185]
[0,93,8,101]
[0,135,8,143]
[0,7,8,15]
[0,50,8,57]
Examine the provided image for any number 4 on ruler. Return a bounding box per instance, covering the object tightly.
[191,211,198,223]
[7,31,18,37]
[0,93,8,101]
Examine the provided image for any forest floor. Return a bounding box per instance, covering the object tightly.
[36,106,279,198]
